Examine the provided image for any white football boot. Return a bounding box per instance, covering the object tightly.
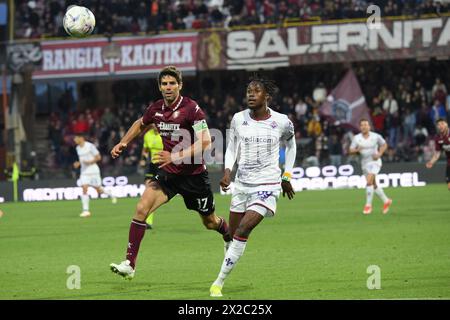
[110,260,135,280]
[80,211,91,218]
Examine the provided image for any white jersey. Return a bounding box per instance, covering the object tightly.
[350,131,386,167]
[227,108,294,187]
[76,141,101,175]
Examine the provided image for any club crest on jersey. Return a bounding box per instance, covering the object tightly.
[173,111,180,119]
[270,121,278,129]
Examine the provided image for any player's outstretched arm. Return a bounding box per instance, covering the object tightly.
[221,117,238,191]
[111,118,147,159]
[426,151,441,168]
[220,169,232,192]
[282,136,297,200]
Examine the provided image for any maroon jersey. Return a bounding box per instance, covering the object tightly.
[141,95,207,175]
[435,130,450,166]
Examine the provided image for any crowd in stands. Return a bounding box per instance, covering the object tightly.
[45,59,450,178]
[15,0,449,39]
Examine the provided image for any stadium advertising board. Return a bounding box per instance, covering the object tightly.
[30,33,198,81]
[220,164,427,194]
[0,163,445,202]
[198,17,450,70]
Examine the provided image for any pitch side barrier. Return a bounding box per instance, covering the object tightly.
[0,163,446,202]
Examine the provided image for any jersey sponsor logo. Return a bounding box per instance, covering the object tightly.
[157,122,180,131]
[242,136,274,144]
[442,144,450,151]
[157,122,181,137]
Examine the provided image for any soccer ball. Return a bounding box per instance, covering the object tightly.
[63,5,95,38]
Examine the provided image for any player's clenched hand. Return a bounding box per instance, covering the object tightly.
[111,143,127,159]
[220,169,232,192]
[426,161,433,169]
[281,181,295,200]
[73,161,80,169]
[155,151,173,168]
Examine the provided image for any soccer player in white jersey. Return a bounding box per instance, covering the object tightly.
[349,119,392,215]
[73,133,117,217]
[209,76,297,297]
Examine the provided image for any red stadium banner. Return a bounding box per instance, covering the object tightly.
[198,17,450,70]
[31,33,198,81]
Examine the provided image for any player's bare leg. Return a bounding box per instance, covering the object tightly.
[80,185,91,217]
[94,186,117,204]
[372,178,392,214]
[224,211,245,253]
[210,210,264,297]
[110,181,168,279]
[199,212,232,243]
[228,212,245,238]
[363,174,375,214]
[144,179,155,229]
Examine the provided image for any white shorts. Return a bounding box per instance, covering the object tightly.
[362,162,381,176]
[230,184,280,218]
[77,173,102,187]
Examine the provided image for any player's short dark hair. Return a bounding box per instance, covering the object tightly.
[247,73,278,98]
[436,118,448,124]
[74,132,88,138]
[359,118,370,124]
[158,66,182,85]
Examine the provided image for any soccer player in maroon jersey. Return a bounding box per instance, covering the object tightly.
[426,118,450,190]
[109,66,231,279]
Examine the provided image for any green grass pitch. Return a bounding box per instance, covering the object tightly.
[0,184,449,300]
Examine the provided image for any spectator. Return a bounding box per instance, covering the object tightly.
[432,77,447,105]
[371,105,386,135]
[315,133,329,165]
[307,114,322,138]
[402,108,416,144]
[328,134,343,167]
[383,91,399,115]
[386,111,401,149]
[414,124,428,146]
[429,99,447,124]
[72,114,90,135]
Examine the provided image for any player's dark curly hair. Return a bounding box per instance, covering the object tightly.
[247,73,278,98]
